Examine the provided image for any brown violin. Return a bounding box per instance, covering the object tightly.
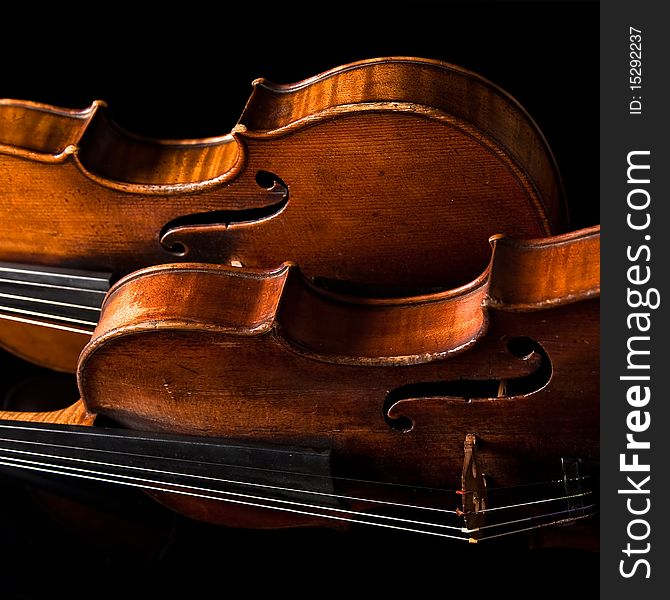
[0,225,599,545]
[0,57,567,372]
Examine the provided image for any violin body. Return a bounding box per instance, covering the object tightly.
[0,57,566,371]
[72,227,599,536]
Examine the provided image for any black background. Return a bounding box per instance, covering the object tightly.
[0,2,599,596]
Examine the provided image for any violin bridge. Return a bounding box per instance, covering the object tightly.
[457,433,488,543]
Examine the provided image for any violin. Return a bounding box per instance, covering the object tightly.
[0,57,567,372]
[0,225,599,545]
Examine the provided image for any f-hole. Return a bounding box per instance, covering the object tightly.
[384,337,552,432]
[159,170,289,256]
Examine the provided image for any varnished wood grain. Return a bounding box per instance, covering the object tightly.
[0,99,96,157]
[0,320,91,373]
[77,297,598,527]
[95,226,599,365]
[490,225,600,308]
[0,399,93,426]
[0,228,599,537]
[0,57,569,370]
[0,58,598,543]
[0,60,565,288]
[241,56,565,226]
[74,227,599,531]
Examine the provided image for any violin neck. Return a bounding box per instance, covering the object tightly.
[0,261,110,334]
[0,419,335,503]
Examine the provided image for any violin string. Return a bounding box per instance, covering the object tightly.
[0,454,470,541]
[484,475,590,492]
[0,439,593,523]
[0,422,590,507]
[0,277,107,295]
[477,511,597,542]
[464,504,596,534]
[477,491,592,514]
[0,292,102,312]
[0,312,95,335]
[0,452,595,542]
[0,265,107,330]
[0,421,459,493]
[0,304,99,327]
[0,265,108,283]
[0,442,460,517]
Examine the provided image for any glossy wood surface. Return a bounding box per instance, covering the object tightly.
[93,226,598,365]
[0,226,599,538]
[489,225,600,308]
[0,399,92,426]
[0,57,565,289]
[0,9,604,596]
[0,58,569,371]
[68,228,598,528]
[0,320,90,373]
[0,54,598,544]
[77,299,598,527]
